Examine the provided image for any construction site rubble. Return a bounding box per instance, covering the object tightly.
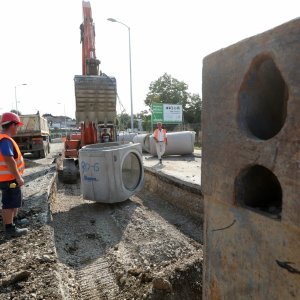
[0,143,202,299]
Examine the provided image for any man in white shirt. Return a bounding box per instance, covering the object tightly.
[153,122,168,164]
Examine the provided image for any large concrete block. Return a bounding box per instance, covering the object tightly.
[202,18,300,299]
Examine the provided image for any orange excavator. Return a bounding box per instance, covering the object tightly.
[62,1,117,183]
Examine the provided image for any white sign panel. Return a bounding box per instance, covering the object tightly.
[163,104,182,123]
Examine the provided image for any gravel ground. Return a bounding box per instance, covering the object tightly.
[0,143,202,299]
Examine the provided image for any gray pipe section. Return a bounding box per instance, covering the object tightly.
[117,132,137,143]
[132,133,151,152]
[133,131,195,156]
[79,142,144,203]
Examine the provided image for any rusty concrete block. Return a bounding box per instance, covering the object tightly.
[202,18,300,299]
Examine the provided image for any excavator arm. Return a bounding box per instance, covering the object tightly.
[76,1,117,127]
[80,1,100,76]
[61,1,117,184]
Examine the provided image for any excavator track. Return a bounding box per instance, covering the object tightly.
[62,158,78,183]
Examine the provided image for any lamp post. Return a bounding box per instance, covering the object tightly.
[14,83,27,115]
[107,18,134,132]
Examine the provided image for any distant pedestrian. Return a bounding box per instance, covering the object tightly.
[0,112,28,237]
[153,122,168,164]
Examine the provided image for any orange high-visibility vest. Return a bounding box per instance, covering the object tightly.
[0,134,25,182]
[153,128,167,143]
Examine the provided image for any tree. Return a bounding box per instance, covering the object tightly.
[116,113,131,131]
[136,110,151,132]
[184,93,202,125]
[145,73,190,110]
[117,111,152,132]
[144,73,202,132]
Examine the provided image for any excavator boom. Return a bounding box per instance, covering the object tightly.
[62,1,117,183]
[80,1,99,75]
[76,1,117,126]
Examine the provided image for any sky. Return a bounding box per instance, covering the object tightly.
[0,0,298,119]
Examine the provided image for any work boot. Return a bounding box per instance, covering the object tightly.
[13,217,29,226]
[5,224,28,238]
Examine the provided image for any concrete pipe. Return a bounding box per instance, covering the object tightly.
[79,142,144,203]
[117,132,137,143]
[132,133,151,152]
[147,131,196,156]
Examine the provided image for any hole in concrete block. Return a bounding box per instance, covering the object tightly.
[235,165,282,219]
[239,54,288,140]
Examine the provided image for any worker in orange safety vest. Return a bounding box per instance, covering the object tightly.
[153,122,168,164]
[0,112,28,237]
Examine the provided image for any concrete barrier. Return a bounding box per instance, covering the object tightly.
[143,167,203,221]
[202,18,300,299]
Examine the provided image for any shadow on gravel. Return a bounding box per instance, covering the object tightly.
[23,166,56,183]
[144,154,196,162]
[166,154,197,162]
[137,191,203,243]
[50,196,137,269]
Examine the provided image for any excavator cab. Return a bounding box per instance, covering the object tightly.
[99,124,117,143]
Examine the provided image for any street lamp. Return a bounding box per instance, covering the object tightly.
[14,83,27,115]
[107,18,134,132]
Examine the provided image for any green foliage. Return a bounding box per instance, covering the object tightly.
[117,110,152,132]
[116,113,131,131]
[145,73,190,110]
[136,110,151,132]
[184,93,202,125]
[144,73,202,131]
[117,73,202,133]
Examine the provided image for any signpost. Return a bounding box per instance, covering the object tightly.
[152,103,164,123]
[151,103,183,130]
[163,104,182,123]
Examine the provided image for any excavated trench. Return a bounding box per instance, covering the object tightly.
[0,147,202,299]
[50,169,203,299]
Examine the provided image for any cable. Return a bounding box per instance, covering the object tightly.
[101,72,129,134]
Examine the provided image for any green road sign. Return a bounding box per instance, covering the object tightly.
[152,103,164,123]
[151,103,182,124]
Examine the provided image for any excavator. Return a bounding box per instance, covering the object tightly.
[62,1,117,183]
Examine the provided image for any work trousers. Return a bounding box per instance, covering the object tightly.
[155,142,166,160]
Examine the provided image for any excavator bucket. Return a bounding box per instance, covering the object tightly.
[60,75,116,184]
[74,75,117,125]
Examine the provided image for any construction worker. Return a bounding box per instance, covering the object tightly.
[153,122,168,164]
[101,128,111,143]
[0,112,28,237]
